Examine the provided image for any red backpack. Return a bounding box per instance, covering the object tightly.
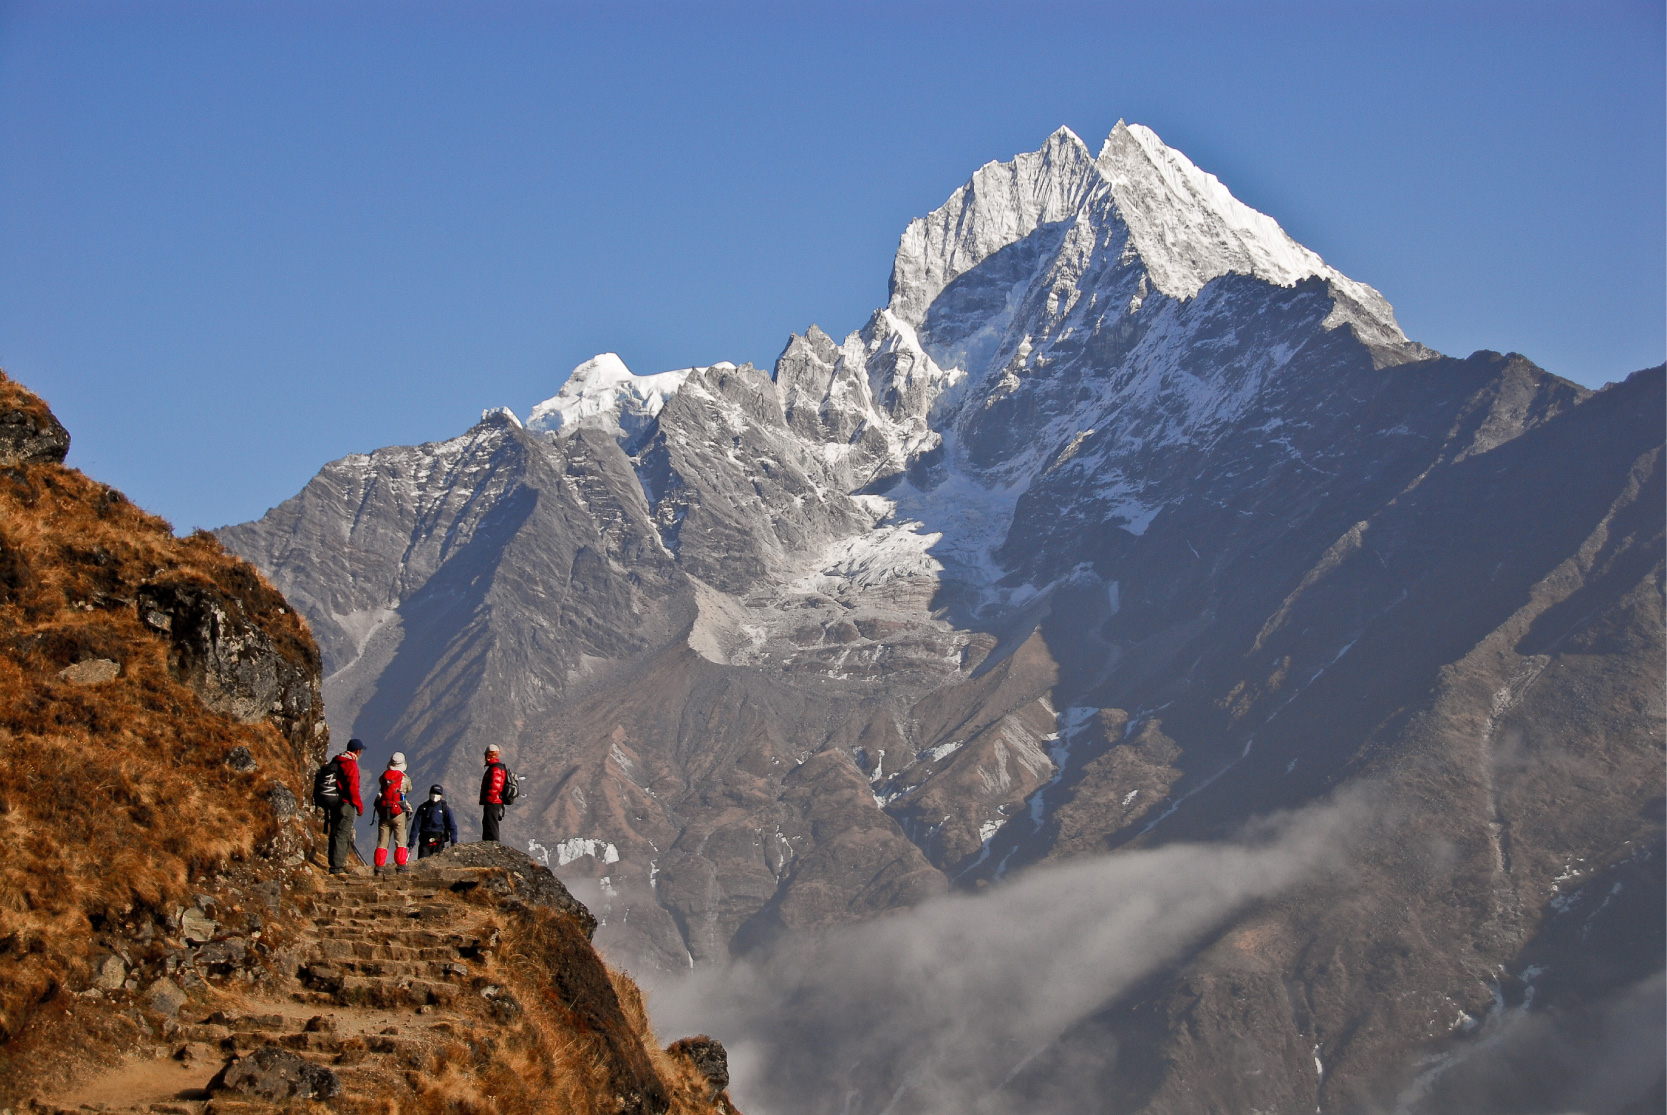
[376,769,408,816]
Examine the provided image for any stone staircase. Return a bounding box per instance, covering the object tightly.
[33,868,507,1115]
[296,871,492,1011]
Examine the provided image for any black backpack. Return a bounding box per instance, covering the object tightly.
[490,761,520,806]
[313,758,344,807]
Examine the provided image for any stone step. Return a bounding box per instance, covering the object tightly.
[199,1012,294,1033]
[307,938,467,963]
[313,899,450,917]
[312,926,483,949]
[309,907,461,927]
[326,878,455,894]
[301,955,472,981]
[302,974,460,1009]
[202,1097,378,1115]
[297,939,477,959]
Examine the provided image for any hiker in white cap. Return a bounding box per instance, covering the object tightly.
[373,751,412,875]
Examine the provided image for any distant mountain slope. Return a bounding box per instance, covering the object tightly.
[221,124,1664,1111]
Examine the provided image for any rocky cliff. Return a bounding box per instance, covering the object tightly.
[220,123,1665,1111]
[0,374,740,1115]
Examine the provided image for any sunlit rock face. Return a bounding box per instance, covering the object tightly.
[222,123,1664,1111]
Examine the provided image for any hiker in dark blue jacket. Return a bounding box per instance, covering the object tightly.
[407,784,459,859]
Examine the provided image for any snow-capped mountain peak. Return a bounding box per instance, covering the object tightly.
[1097,121,1407,345]
[1096,120,1333,300]
[526,353,714,441]
[887,125,1105,327]
[887,121,1409,353]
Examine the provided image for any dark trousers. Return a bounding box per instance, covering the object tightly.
[482,803,504,842]
[324,803,357,870]
[417,832,446,858]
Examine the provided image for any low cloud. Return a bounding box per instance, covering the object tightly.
[640,792,1373,1115]
[1392,971,1665,1115]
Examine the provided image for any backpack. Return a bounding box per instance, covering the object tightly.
[501,766,520,806]
[377,770,407,817]
[313,758,344,807]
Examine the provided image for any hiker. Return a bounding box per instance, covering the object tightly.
[315,738,365,875]
[408,783,458,859]
[373,752,412,875]
[480,745,507,842]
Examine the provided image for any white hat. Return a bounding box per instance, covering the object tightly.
[390,752,407,771]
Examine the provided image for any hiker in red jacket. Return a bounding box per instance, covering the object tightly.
[322,738,365,875]
[480,745,507,843]
[373,752,412,876]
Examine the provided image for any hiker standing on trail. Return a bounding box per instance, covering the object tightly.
[480,745,507,842]
[315,738,365,875]
[373,752,412,875]
[408,784,459,859]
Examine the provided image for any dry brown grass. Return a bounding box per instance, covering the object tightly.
[0,373,319,1054]
[397,891,737,1115]
[609,969,735,1114]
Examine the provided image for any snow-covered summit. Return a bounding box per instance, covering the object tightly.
[888,121,1407,348]
[527,354,716,442]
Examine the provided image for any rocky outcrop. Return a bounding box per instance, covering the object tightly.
[211,1045,342,1101]
[426,841,599,938]
[666,1036,729,1102]
[0,371,70,466]
[137,577,327,770]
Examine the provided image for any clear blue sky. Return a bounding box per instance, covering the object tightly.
[2,1,1662,531]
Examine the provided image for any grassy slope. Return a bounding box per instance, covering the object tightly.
[0,371,322,1055]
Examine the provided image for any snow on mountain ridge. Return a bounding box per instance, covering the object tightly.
[887,126,1105,327]
[527,123,1409,476]
[1101,122,1407,346]
[888,121,1407,347]
[526,353,715,442]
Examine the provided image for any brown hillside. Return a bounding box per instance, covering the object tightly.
[0,372,738,1114]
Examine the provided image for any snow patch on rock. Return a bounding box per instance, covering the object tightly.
[528,353,707,441]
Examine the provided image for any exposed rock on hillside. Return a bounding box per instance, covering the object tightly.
[0,378,69,466]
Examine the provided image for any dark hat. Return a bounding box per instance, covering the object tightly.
[429,784,444,796]
[346,738,366,753]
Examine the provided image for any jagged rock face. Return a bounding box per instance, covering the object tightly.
[137,578,326,768]
[221,124,1665,1110]
[0,378,70,466]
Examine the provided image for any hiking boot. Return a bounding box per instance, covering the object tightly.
[397,864,411,875]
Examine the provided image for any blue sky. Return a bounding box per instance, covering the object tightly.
[1,1,1662,530]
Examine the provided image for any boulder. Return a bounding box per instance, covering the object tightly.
[90,954,126,992]
[180,909,216,944]
[263,782,297,822]
[211,1045,340,1101]
[0,377,70,466]
[57,658,119,685]
[175,1041,219,1065]
[666,1036,730,1100]
[143,977,188,1018]
[423,842,597,938]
